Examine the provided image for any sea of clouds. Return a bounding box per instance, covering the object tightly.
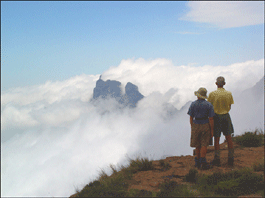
[1,58,264,197]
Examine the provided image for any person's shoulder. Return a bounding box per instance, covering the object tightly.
[224,89,233,95]
[188,100,196,112]
[190,100,197,105]
[227,90,232,94]
[205,100,213,106]
[204,100,211,104]
[189,100,199,107]
[209,90,218,95]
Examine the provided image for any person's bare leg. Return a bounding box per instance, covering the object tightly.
[195,146,201,168]
[200,146,210,169]
[200,146,207,158]
[225,135,234,149]
[196,146,201,159]
[212,136,221,166]
[214,137,220,150]
[226,135,234,166]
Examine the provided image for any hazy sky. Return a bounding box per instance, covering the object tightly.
[1,1,264,197]
[1,1,264,91]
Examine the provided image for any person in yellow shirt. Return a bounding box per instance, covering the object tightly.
[208,76,234,166]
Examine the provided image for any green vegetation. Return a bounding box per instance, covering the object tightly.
[184,168,198,183]
[157,181,197,197]
[233,128,264,147]
[127,156,154,173]
[109,164,118,174]
[77,173,128,197]
[193,167,264,196]
[252,158,264,172]
[127,189,154,197]
[159,159,171,171]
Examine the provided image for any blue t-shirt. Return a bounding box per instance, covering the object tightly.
[187,99,215,124]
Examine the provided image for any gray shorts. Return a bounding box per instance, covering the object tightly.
[214,113,234,137]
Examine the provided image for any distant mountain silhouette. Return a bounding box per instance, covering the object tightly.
[123,82,144,108]
[179,101,192,112]
[91,77,144,108]
[239,76,264,100]
[93,78,122,100]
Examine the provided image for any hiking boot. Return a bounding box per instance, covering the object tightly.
[194,157,201,168]
[211,158,221,167]
[200,157,211,170]
[228,157,234,167]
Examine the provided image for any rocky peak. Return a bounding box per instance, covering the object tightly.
[91,77,144,108]
[93,79,122,100]
[123,82,144,108]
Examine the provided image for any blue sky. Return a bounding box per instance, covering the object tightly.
[1,1,264,91]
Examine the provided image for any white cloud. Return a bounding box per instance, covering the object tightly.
[1,58,264,197]
[179,1,264,28]
[1,104,39,130]
[102,58,264,108]
[1,73,99,106]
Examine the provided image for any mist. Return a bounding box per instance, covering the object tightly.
[1,58,264,197]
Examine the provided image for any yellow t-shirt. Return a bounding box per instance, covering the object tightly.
[208,88,234,114]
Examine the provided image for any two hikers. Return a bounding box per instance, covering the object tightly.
[188,76,234,169]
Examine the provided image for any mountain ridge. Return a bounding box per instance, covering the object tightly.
[91,76,144,108]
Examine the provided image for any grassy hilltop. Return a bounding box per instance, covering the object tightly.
[70,129,264,197]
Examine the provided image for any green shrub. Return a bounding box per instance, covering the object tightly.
[98,169,108,181]
[77,180,99,197]
[252,158,264,171]
[257,189,264,197]
[184,168,198,183]
[197,168,264,196]
[197,170,232,187]
[159,159,164,166]
[109,164,118,174]
[127,156,154,173]
[159,160,170,171]
[77,174,128,197]
[157,181,196,197]
[234,170,264,195]
[214,179,240,196]
[157,181,178,197]
[88,180,101,187]
[233,130,264,147]
[128,189,153,197]
[174,185,197,197]
[119,165,133,180]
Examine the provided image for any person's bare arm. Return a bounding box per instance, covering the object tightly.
[209,117,214,137]
[190,116,193,126]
